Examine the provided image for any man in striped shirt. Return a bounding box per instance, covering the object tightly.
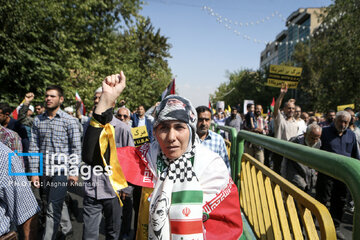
[29,85,81,240]
[0,142,39,239]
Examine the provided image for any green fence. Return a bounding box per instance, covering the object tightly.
[212,123,360,239]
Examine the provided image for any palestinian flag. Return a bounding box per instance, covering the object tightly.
[160,79,176,100]
[75,91,86,115]
[270,97,275,112]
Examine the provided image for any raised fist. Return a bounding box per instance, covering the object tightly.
[24,92,35,104]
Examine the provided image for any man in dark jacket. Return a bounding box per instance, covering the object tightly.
[132,105,153,142]
[283,123,322,192]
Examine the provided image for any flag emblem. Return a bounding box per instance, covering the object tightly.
[182,207,191,217]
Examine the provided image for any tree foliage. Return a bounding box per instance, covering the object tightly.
[0,0,172,111]
[210,69,279,112]
[292,0,360,112]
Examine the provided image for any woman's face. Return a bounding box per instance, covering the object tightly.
[155,120,190,160]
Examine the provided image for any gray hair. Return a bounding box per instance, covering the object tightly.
[118,106,131,116]
[306,123,322,134]
[336,110,351,120]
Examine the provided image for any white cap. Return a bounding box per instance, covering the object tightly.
[95,87,103,94]
[29,105,34,112]
[64,106,74,113]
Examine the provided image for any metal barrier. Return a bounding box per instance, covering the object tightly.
[213,124,238,180]
[240,153,335,239]
[237,130,360,239]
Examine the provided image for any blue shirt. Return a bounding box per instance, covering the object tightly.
[29,109,82,175]
[0,142,40,235]
[200,130,231,171]
[321,124,360,160]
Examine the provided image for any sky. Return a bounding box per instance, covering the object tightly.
[140,0,332,107]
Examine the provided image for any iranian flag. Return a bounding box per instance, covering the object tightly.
[170,184,204,240]
[161,79,176,100]
[11,99,25,120]
[75,91,86,115]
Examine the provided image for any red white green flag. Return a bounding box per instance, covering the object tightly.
[161,79,176,100]
[270,97,275,112]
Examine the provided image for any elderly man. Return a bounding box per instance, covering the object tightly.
[284,123,322,192]
[272,84,299,174]
[315,111,360,239]
[115,107,132,126]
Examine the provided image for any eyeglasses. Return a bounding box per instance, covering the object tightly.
[117,114,129,119]
[35,108,41,110]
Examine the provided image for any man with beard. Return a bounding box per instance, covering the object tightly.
[115,107,132,127]
[225,106,242,132]
[244,104,268,164]
[272,84,299,174]
[196,106,230,172]
[319,109,336,128]
[29,85,81,239]
[315,111,359,240]
[284,123,322,192]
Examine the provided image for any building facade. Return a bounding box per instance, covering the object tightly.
[260,8,325,69]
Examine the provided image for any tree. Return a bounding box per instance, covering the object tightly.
[0,0,172,111]
[293,0,360,111]
[210,69,279,113]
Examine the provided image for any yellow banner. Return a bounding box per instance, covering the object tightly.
[337,104,355,112]
[266,79,299,89]
[131,126,150,146]
[269,65,302,76]
[267,65,302,89]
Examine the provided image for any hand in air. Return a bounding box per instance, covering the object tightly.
[101,71,126,106]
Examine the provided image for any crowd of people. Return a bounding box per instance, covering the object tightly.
[0,75,359,240]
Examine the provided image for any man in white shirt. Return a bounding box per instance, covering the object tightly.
[295,105,307,135]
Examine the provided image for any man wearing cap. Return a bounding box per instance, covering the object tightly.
[82,86,135,240]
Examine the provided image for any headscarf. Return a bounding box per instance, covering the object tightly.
[148,95,204,240]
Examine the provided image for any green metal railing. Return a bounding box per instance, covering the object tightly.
[236,130,360,239]
[211,123,360,239]
[213,125,238,180]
